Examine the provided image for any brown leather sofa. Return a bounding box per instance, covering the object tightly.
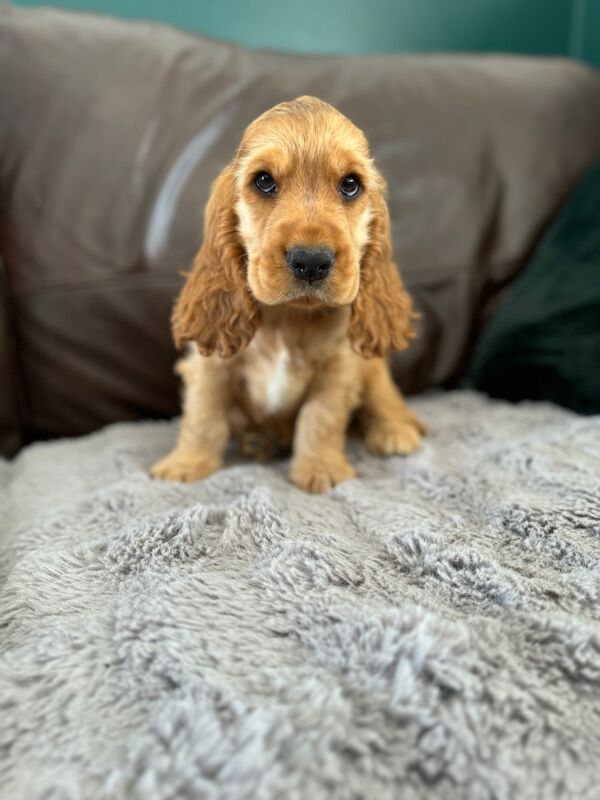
[2,6,600,458]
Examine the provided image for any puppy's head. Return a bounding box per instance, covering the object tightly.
[173,96,415,358]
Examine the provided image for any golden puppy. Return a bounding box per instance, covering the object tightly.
[152,96,425,493]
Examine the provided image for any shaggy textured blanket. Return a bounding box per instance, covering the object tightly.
[1,391,599,799]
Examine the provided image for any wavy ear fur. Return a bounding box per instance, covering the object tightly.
[348,181,416,358]
[172,166,259,358]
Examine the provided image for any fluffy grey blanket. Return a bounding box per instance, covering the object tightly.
[1,391,600,799]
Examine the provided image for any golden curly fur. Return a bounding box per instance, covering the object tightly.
[152,96,425,493]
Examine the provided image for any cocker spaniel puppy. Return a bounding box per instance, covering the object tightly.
[152,96,425,493]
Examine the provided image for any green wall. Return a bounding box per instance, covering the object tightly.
[12,0,600,65]
[577,0,600,66]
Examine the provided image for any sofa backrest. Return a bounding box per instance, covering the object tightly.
[2,6,600,455]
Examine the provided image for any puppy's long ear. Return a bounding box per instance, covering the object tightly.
[172,166,259,357]
[348,176,416,358]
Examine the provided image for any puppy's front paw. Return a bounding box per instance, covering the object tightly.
[290,455,356,494]
[366,416,424,456]
[150,450,221,483]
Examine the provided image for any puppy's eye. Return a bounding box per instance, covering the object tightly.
[254,172,277,194]
[340,174,360,199]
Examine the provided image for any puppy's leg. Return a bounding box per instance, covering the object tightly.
[151,351,230,482]
[290,353,360,493]
[360,358,426,456]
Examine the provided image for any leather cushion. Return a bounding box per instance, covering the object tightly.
[2,6,600,453]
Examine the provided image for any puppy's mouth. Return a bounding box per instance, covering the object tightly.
[285,280,334,307]
[287,293,326,309]
[247,254,358,308]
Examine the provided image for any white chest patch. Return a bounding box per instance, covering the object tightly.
[265,346,292,415]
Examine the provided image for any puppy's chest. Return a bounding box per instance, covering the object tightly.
[237,336,314,421]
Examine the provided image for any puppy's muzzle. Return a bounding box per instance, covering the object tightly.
[286,246,334,284]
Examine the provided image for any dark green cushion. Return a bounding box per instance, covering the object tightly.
[466,159,600,415]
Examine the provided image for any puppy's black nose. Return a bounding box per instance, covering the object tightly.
[287,246,334,283]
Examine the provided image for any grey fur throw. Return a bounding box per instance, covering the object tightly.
[1,391,599,799]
